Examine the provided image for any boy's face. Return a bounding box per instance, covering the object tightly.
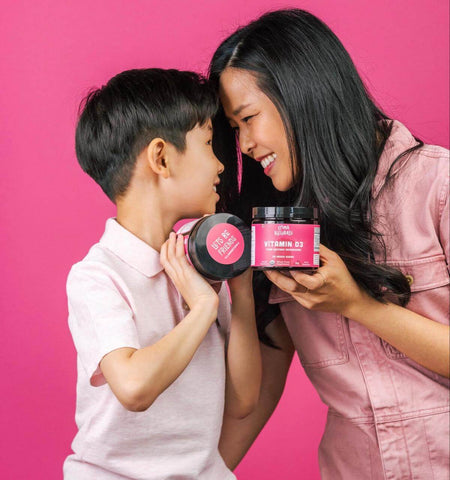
[168,122,224,218]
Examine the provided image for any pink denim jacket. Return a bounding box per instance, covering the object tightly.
[269,121,449,479]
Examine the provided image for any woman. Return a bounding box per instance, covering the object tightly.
[209,9,449,480]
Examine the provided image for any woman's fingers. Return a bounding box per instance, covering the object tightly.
[289,269,327,291]
[318,243,338,266]
[264,270,308,293]
[265,244,365,314]
[265,268,328,294]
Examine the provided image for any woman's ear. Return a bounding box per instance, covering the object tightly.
[146,138,171,178]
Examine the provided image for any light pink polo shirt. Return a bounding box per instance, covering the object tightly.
[270,121,449,479]
[64,219,235,480]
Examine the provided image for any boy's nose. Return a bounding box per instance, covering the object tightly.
[217,157,225,174]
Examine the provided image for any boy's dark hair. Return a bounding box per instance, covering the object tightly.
[76,69,218,202]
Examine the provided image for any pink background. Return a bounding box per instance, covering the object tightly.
[1,1,448,479]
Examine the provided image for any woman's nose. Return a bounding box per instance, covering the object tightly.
[239,129,256,156]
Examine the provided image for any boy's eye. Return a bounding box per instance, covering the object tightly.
[206,139,212,145]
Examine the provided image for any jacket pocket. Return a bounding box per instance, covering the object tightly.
[381,255,450,359]
[269,286,349,368]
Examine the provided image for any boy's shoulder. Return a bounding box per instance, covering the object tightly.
[67,241,125,294]
[69,241,115,272]
[68,217,161,285]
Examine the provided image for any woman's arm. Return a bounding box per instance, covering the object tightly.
[345,296,449,377]
[219,315,295,469]
[265,245,450,378]
[223,269,262,419]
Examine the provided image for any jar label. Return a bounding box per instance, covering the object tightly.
[206,223,245,265]
[251,223,320,268]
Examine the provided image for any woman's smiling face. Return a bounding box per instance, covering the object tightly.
[219,67,294,192]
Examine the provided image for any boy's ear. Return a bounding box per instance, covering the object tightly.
[146,138,171,178]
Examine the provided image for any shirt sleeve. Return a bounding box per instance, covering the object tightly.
[67,262,140,386]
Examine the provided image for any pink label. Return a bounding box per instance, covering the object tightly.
[252,223,320,268]
[206,223,245,264]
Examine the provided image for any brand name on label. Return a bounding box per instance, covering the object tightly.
[274,225,293,236]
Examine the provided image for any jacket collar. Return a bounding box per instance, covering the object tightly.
[372,120,419,199]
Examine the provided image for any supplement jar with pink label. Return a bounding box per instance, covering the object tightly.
[182,213,251,281]
[251,207,320,270]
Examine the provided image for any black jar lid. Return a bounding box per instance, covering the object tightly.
[252,206,318,220]
[187,213,251,281]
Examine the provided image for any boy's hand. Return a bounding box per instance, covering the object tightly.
[160,232,219,311]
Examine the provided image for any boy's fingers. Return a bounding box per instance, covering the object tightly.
[161,235,182,280]
[175,235,194,272]
[175,234,186,258]
[167,232,177,260]
[166,233,182,273]
[160,241,168,266]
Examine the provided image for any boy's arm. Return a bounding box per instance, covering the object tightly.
[219,315,295,469]
[100,233,219,412]
[223,269,262,419]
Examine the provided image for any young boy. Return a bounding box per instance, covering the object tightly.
[63,69,261,480]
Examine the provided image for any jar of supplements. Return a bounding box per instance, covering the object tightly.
[180,213,251,281]
[251,206,320,270]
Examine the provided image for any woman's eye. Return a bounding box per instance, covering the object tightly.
[242,115,253,123]
[206,139,212,145]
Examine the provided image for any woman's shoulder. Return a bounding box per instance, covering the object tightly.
[413,142,449,168]
[392,121,448,163]
[374,121,448,198]
[402,139,449,194]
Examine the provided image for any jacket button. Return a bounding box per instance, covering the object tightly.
[405,274,414,286]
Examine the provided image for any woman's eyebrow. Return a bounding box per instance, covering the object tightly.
[232,103,251,116]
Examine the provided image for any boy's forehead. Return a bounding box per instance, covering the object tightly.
[196,120,212,131]
[186,121,213,140]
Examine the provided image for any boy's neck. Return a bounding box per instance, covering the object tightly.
[115,196,178,252]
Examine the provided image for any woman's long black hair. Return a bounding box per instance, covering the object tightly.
[209,9,422,344]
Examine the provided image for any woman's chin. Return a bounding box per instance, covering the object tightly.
[272,177,294,192]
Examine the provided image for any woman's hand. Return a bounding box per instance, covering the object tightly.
[264,244,370,316]
[160,232,219,310]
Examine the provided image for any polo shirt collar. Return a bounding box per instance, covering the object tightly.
[99,218,164,277]
[372,120,419,199]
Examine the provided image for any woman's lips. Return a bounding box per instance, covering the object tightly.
[257,153,277,176]
[264,161,275,176]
